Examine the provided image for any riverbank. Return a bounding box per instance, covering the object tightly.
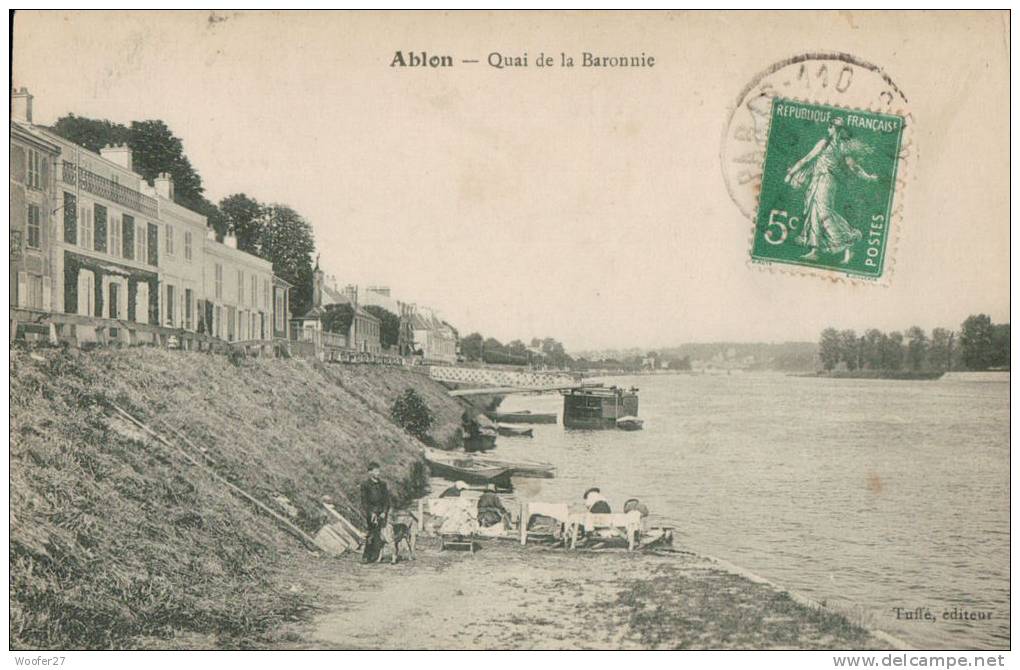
[794,370,945,380]
[10,347,906,650]
[263,538,897,650]
[9,347,469,649]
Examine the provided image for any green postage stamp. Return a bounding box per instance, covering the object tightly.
[751,98,905,279]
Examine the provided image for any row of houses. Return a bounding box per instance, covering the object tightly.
[10,88,290,346]
[291,268,460,363]
[9,88,460,362]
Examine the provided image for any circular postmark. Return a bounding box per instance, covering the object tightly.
[722,52,914,220]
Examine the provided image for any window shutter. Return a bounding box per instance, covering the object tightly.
[94,205,107,252]
[10,144,26,183]
[17,272,27,308]
[42,276,51,311]
[63,192,77,245]
[10,183,26,234]
[122,214,134,259]
[40,156,50,191]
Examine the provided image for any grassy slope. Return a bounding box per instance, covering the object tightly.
[9,347,466,649]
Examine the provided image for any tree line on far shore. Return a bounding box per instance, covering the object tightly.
[818,314,1009,372]
[459,334,573,368]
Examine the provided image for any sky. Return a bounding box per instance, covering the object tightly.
[12,11,1010,352]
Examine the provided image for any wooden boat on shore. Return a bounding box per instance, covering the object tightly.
[615,416,644,431]
[469,453,556,479]
[489,410,558,424]
[497,424,534,437]
[423,448,555,480]
[423,448,511,484]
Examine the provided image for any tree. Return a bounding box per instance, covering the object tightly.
[862,329,884,370]
[990,324,1010,369]
[929,328,954,371]
[259,205,316,317]
[839,330,860,371]
[460,333,483,361]
[321,303,354,336]
[880,331,905,370]
[818,328,841,371]
[960,314,995,370]
[364,305,401,349]
[391,389,435,443]
[219,193,264,253]
[905,326,929,371]
[51,115,227,237]
[482,337,506,364]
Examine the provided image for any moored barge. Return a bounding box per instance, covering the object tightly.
[561,385,639,429]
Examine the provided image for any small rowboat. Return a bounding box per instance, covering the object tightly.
[489,410,558,424]
[497,423,534,437]
[423,448,511,484]
[469,453,556,479]
[615,416,644,431]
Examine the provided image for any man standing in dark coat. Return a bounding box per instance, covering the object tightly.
[360,462,390,563]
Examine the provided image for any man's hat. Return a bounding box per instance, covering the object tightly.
[455,480,467,489]
[583,487,601,500]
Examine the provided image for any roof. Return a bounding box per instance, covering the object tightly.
[11,121,60,154]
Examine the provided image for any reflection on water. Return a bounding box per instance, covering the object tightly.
[486,373,1009,650]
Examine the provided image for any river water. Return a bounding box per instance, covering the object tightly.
[485,372,1009,649]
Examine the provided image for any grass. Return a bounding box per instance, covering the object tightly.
[9,346,469,649]
[608,563,879,649]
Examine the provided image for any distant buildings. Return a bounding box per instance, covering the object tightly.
[290,265,382,355]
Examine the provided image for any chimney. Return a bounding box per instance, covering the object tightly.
[344,284,359,305]
[224,232,237,249]
[11,87,32,123]
[154,172,174,200]
[100,144,133,171]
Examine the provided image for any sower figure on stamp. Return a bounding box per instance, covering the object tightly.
[360,461,390,563]
[784,117,878,265]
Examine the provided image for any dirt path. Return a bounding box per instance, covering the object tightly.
[276,538,892,650]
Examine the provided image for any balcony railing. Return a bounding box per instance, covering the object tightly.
[62,161,159,218]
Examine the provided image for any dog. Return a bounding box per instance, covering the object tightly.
[376,510,418,564]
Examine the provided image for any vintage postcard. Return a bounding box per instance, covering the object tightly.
[8,9,1010,660]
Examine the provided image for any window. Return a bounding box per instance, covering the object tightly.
[275,290,285,332]
[251,275,257,308]
[146,222,159,266]
[16,273,45,309]
[237,269,244,304]
[109,214,121,258]
[122,214,135,260]
[63,192,77,245]
[165,284,175,326]
[26,204,40,249]
[215,263,223,299]
[184,231,192,261]
[93,204,107,253]
[77,270,95,316]
[136,282,149,324]
[215,305,223,338]
[135,221,146,263]
[27,149,41,189]
[108,281,121,319]
[263,279,270,313]
[165,224,175,256]
[185,288,194,330]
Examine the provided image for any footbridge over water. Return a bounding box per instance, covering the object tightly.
[428,365,583,397]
